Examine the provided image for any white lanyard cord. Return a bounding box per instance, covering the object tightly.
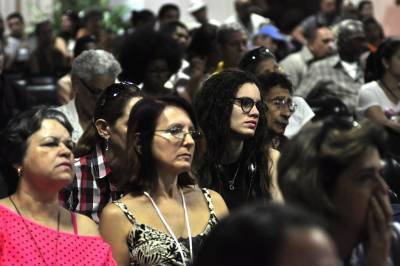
[143,190,193,265]
[181,190,193,259]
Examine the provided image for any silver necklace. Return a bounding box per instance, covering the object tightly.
[228,163,241,191]
[143,189,193,265]
[9,196,60,266]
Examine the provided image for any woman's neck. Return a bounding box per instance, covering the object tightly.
[12,186,60,219]
[221,138,244,164]
[381,73,400,102]
[151,171,180,200]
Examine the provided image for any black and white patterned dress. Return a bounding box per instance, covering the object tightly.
[113,188,218,266]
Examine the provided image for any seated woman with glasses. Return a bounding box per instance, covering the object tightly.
[193,69,278,209]
[99,96,228,266]
[0,107,116,265]
[239,46,315,139]
[60,82,143,223]
[278,117,400,265]
[258,72,297,150]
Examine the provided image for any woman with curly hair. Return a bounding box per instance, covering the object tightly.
[193,69,276,209]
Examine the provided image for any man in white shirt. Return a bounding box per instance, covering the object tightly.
[4,12,30,73]
[224,0,270,38]
[56,50,121,143]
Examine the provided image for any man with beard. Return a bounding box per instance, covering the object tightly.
[292,0,340,45]
[296,19,368,114]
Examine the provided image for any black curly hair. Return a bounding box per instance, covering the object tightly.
[193,69,271,200]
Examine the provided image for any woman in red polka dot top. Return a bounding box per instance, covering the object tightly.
[0,107,116,265]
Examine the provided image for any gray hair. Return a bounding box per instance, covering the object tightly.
[71,49,122,82]
[217,23,246,45]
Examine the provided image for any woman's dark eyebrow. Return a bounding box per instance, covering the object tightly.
[357,166,382,175]
[41,136,73,143]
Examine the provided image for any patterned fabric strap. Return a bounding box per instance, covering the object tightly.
[113,189,217,226]
[200,188,218,221]
[113,201,137,225]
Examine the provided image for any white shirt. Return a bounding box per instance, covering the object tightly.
[224,13,270,37]
[55,99,83,143]
[284,96,315,138]
[357,80,400,118]
[341,60,359,80]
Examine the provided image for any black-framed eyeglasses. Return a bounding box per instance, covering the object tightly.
[155,125,202,141]
[268,97,297,112]
[232,97,267,113]
[80,78,102,96]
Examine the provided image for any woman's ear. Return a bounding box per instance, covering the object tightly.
[95,119,111,139]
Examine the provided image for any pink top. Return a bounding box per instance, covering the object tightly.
[0,204,116,266]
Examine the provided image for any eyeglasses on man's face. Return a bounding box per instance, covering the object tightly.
[155,125,202,141]
[80,78,102,96]
[268,97,297,113]
[232,97,267,113]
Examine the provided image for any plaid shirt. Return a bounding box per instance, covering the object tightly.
[296,55,364,113]
[60,145,123,223]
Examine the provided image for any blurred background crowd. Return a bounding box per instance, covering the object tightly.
[1,0,400,265]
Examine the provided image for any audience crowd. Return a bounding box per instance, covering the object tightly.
[1,0,400,265]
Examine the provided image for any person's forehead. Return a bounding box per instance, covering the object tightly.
[266,86,291,98]
[8,17,22,24]
[317,27,333,37]
[157,105,192,126]
[228,30,247,41]
[322,0,336,5]
[175,26,188,34]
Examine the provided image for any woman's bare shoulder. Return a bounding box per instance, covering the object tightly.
[75,213,100,236]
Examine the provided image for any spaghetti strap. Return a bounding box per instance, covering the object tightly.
[201,188,217,216]
[70,212,78,235]
[113,201,137,225]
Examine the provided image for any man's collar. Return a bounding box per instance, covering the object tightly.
[301,46,315,63]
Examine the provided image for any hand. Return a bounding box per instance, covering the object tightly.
[363,193,393,266]
[189,57,206,79]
